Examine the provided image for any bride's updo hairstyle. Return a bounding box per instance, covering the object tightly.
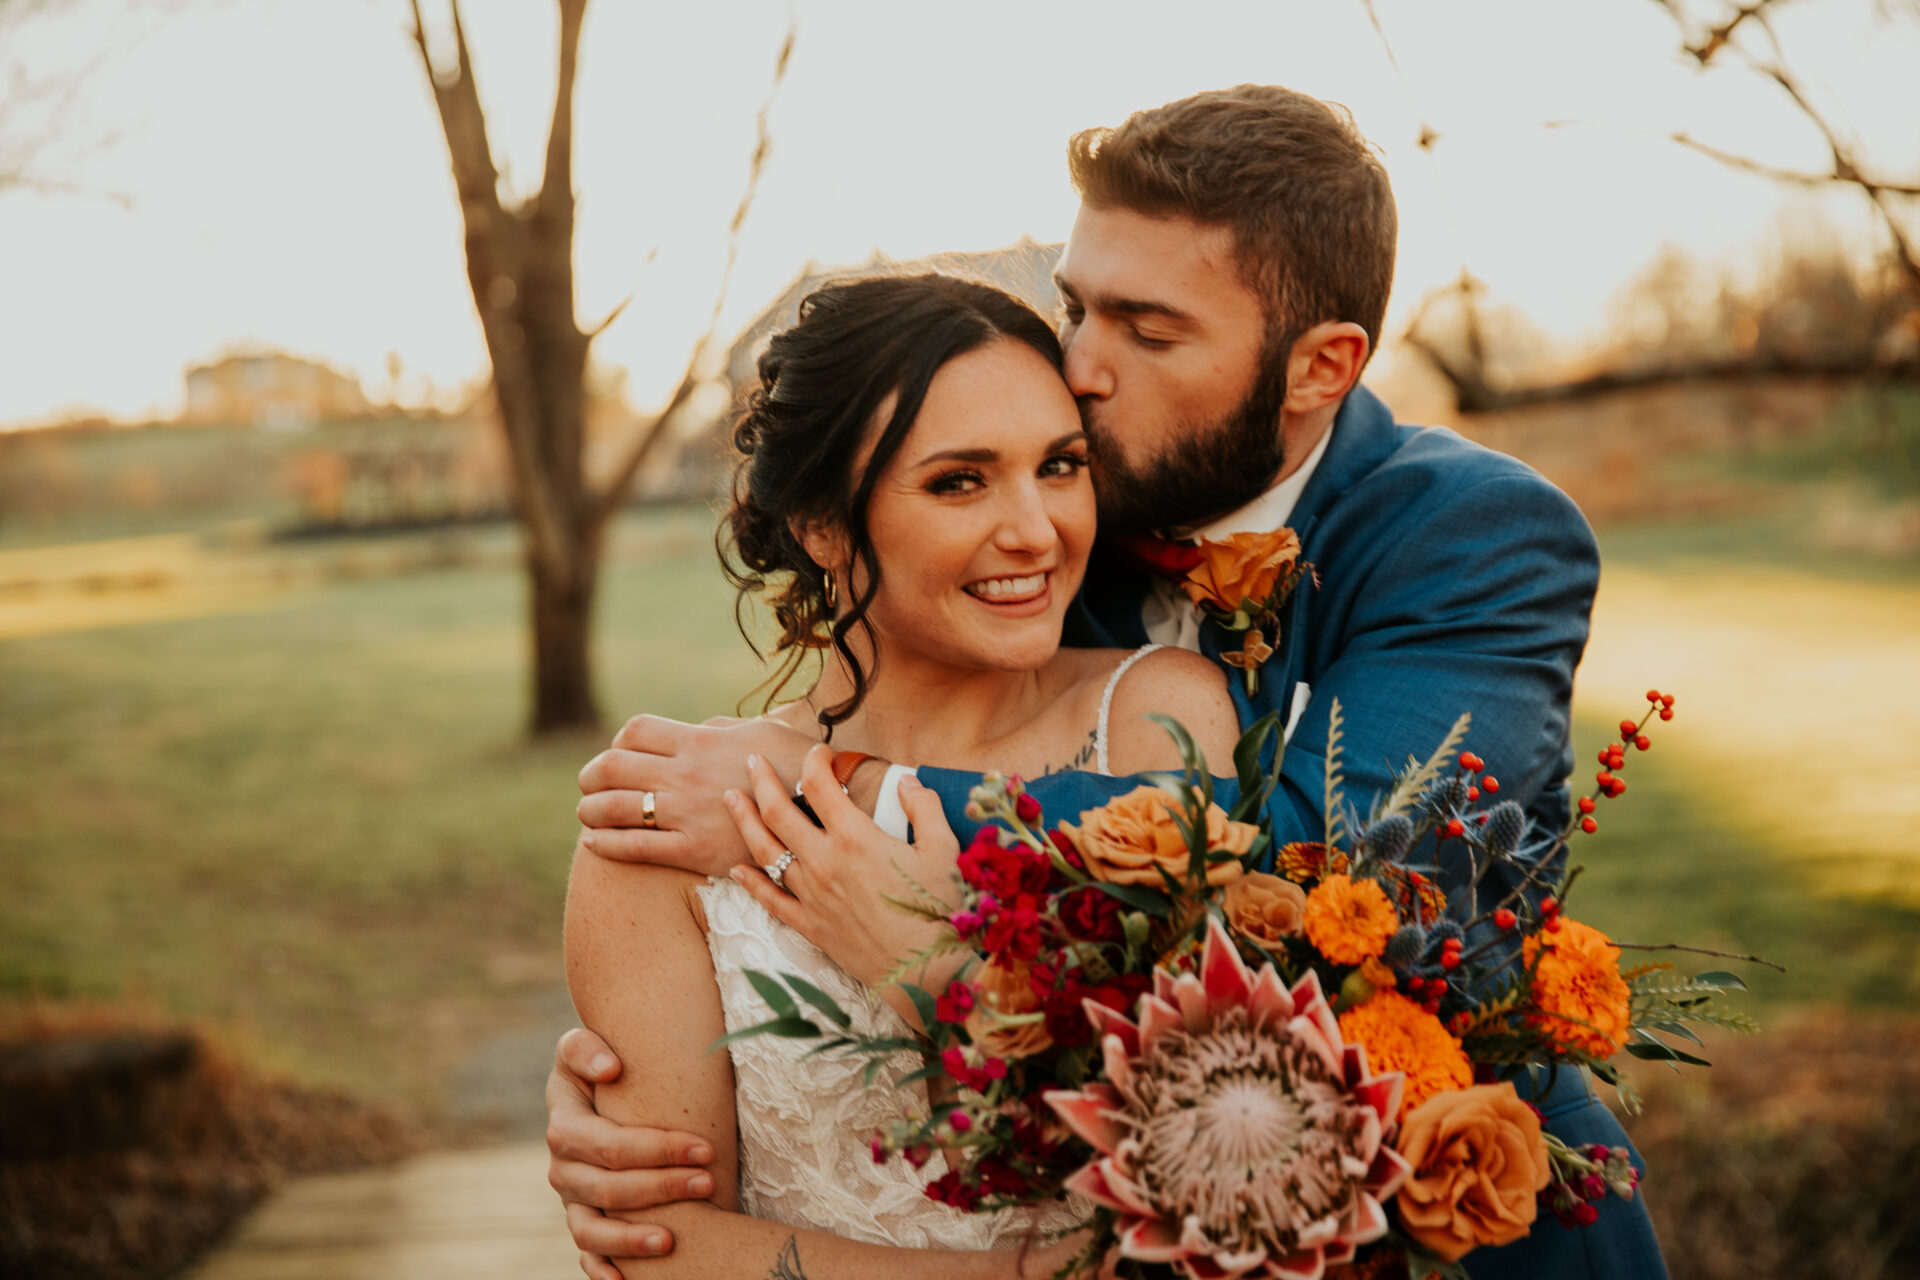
[721,272,1063,733]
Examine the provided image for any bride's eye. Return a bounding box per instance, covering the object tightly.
[1039,452,1090,479]
[926,468,985,496]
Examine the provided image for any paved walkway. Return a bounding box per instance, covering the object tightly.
[187,1142,579,1280]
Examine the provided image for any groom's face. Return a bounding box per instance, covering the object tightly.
[1054,204,1288,535]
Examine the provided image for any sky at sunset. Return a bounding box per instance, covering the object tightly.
[0,0,1914,428]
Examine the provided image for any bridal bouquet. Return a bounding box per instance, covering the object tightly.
[729,692,1759,1280]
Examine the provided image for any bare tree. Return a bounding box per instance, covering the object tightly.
[408,0,788,734]
[1368,0,1920,412]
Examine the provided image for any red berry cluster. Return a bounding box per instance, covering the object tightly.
[1455,752,1500,822]
[1539,893,1563,933]
[1575,692,1674,836]
[1404,972,1447,1016]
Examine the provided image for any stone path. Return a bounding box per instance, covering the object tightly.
[187,1142,579,1280]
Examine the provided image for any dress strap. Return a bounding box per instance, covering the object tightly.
[1095,644,1165,774]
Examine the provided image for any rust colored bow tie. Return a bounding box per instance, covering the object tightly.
[1111,532,1205,583]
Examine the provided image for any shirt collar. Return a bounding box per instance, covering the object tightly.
[1174,425,1333,542]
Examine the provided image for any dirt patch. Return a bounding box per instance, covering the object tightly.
[0,1009,419,1280]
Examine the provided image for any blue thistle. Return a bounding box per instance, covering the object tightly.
[1366,814,1416,861]
[1484,801,1528,856]
[1384,924,1428,969]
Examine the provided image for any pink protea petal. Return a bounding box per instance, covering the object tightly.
[1172,972,1213,1032]
[1063,1160,1157,1218]
[1084,998,1141,1056]
[1101,1032,1136,1094]
[1046,1089,1126,1156]
[1294,1212,1344,1251]
[1322,1240,1356,1266]
[1286,1013,1344,1077]
[1138,993,1187,1049]
[1350,1107,1383,1167]
[1346,1193,1390,1246]
[1269,1250,1327,1280]
[1117,1215,1186,1263]
[1181,1251,1263,1280]
[1201,917,1256,1016]
[1291,972,1342,1049]
[1351,1072,1404,1131]
[1154,967,1180,1004]
[1247,963,1296,1027]
[1366,1143,1413,1199]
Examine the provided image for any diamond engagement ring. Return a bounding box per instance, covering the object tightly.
[766,849,797,889]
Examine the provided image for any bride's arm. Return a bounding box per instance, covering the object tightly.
[563,852,1080,1280]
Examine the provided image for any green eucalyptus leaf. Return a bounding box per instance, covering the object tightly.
[1692,970,1750,991]
[780,973,854,1030]
[901,982,939,1033]
[743,969,799,1019]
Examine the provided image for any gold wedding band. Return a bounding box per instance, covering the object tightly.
[639,790,658,829]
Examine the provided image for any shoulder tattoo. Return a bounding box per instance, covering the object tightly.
[1040,727,1099,777]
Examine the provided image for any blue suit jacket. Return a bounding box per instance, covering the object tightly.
[918,386,1667,1279]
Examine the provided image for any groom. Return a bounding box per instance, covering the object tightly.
[551,86,1668,1279]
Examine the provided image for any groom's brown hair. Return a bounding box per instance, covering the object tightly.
[1067,85,1396,363]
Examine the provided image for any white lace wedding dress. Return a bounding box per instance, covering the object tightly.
[691,645,1161,1251]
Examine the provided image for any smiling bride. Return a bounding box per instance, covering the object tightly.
[563,273,1240,1278]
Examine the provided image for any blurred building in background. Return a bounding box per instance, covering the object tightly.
[183,350,370,430]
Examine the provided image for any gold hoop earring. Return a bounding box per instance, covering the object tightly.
[823,574,838,612]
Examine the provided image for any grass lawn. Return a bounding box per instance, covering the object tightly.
[3,502,1916,1119]
[0,506,764,1111]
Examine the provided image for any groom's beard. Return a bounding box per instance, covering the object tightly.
[1084,352,1291,537]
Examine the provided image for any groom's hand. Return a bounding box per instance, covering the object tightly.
[546,1029,715,1277]
[577,715,821,877]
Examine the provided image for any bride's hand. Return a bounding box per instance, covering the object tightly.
[725,745,964,1008]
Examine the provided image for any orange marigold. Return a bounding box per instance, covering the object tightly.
[1303,873,1398,966]
[1276,841,1349,883]
[1524,918,1631,1058]
[1338,990,1474,1111]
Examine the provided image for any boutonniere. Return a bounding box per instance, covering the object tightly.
[1179,528,1311,694]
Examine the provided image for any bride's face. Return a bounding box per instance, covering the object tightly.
[846,338,1095,677]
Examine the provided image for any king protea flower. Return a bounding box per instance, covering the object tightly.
[1045,919,1410,1280]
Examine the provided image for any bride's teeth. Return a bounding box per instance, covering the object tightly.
[970,574,1044,599]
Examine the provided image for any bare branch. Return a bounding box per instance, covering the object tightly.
[1612,941,1787,972]
[410,0,567,573]
[590,21,794,528]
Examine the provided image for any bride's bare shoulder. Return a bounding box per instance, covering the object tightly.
[565,849,712,954]
[1101,646,1240,776]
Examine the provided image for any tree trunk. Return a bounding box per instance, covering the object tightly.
[527,530,600,734]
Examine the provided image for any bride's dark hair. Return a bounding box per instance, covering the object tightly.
[720,272,1064,734]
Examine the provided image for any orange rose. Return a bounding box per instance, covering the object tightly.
[1059,785,1254,889]
[1303,873,1399,966]
[1181,528,1302,612]
[1224,872,1308,946]
[1524,918,1632,1059]
[965,959,1052,1059]
[1394,1083,1550,1262]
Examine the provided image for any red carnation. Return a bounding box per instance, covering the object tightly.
[958,831,1050,899]
[1056,885,1127,943]
[979,893,1045,963]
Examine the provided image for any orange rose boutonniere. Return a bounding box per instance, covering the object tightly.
[1180,528,1309,693]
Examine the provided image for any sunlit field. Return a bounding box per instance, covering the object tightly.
[3,494,1918,1120]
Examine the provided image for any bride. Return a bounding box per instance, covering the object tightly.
[564,274,1240,1278]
